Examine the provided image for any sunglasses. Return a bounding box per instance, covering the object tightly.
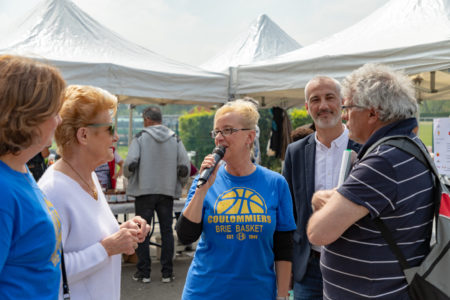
[86,123,115,135]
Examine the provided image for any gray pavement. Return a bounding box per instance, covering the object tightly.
[121,251,194,300]
[115,176,193,299]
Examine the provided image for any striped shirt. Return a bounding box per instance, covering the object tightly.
[326,133,434,299]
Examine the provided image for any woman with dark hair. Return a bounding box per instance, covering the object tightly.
[0,54,66,299]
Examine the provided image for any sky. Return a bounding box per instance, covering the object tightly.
[0,0,390,66]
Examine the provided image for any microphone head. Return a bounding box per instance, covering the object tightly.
[213,145,226,158]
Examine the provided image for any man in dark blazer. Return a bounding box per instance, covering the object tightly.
[283,76,360,300]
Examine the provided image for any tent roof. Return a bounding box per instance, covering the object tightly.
[232,0,450,107]
[200,14,301,73]
[0,0,228,105]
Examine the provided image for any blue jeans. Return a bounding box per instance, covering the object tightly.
[135,194,174,277]
[294,254,323,300]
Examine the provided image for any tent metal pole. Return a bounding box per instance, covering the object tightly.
[114,103,119,148]
[430,71,437,93]
[128,104,135,146]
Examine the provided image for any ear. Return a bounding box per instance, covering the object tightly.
[247,129,256,146]
[367,108,379,124]
[76,127,89,146]
[305,101,309,113]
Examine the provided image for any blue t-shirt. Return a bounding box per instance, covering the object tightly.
[182,164,296,300]
[0,161,61,299]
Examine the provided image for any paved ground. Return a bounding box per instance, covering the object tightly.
[121,251,194,300]
[115,176,194,299]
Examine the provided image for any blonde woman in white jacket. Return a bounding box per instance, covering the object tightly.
[39,85,150,300]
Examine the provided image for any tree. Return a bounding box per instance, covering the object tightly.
[179,109,215,168]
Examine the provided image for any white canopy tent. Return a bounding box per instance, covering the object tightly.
[200,14,301,74]
[0,0,229,106]
[231,0,450,107]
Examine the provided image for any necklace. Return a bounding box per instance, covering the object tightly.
[62,158,98,200]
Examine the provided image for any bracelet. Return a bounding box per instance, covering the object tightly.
[276,297,289,300]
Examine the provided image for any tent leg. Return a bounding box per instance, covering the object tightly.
[128,104,135,146]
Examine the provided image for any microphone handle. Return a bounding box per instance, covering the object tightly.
[197,153,222,188]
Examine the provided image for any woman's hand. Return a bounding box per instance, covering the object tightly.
[197,154,221,190]
[112,168,123,179]
[121,216,151,243]
[101,228,139,256]
[182,154,221,224]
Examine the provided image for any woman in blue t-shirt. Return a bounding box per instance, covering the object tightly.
[176,99,296,300]
[0,55,66,299]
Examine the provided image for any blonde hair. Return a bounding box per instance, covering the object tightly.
[55,85,117,156]
[0,55,66,156]
[214,99,260,130]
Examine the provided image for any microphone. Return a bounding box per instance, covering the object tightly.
[196,145,226,188]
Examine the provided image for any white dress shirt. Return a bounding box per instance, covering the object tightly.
[311,126,349,252]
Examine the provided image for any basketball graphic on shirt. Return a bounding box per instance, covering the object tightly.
[214,187,266,214]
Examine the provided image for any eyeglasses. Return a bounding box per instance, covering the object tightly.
[341,105,366,113]
[87,123,115,135]
[210,128,251,138]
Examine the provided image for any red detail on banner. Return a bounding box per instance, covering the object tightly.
[440,193,450,218]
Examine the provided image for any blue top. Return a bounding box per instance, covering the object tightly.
[182,164,296,300]
[324,118,434,299]
[0,161,61,299]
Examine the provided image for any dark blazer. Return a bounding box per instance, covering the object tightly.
[282,133,361,283]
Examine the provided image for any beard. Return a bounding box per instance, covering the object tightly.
[312,110,341,129]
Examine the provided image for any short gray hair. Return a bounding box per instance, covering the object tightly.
[142,106,162,122]
[342,64,417,122]
[304,76,342,101]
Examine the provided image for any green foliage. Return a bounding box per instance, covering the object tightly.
[289,108,312,129]
[419,100,450,115]
[419,121,433,147]
[179,110,215,168]
[177,108,285,172]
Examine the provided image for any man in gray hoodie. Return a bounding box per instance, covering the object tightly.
[124,106,190,283]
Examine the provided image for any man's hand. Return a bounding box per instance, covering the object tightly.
[311,189,334,211]
[308,189,369,246]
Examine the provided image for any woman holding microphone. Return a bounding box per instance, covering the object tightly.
[177,99,296,300]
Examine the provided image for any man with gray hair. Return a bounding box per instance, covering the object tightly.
[307,64,435,299]
[283,76,360,299]
[124,105,190,284]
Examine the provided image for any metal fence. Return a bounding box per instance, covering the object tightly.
[116,115,180,146]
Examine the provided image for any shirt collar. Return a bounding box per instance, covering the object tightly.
[314,125,348,149]
[357,117,418,158]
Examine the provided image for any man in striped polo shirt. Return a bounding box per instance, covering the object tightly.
[307,64,435,299]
